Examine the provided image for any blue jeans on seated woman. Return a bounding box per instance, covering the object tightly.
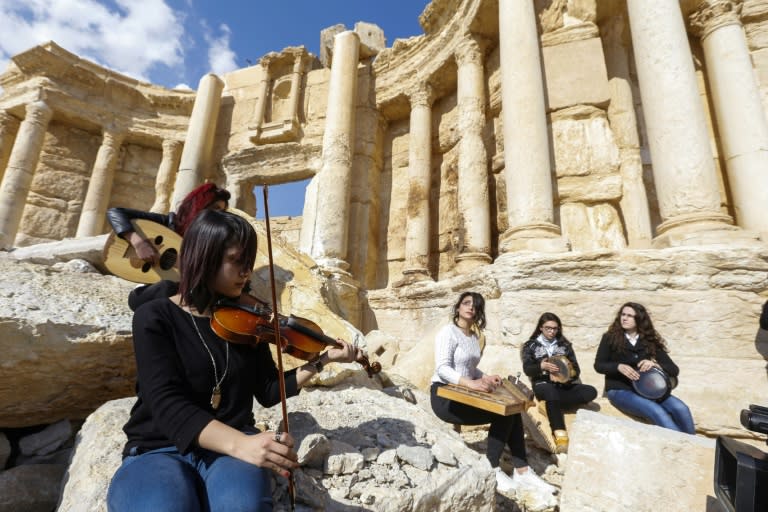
[107,445,273,512]
[606,389,696,434]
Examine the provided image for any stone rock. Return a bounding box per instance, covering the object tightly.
[0,257,137,427]
[0,463,66,512]
[18,419,72,456]
[560,410,720,512]
[58,387,496,512]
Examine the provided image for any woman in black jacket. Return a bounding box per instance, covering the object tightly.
[521,312,597,453]
[594,302,695,434]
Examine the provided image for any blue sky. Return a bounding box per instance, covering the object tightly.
[0,0,430,217]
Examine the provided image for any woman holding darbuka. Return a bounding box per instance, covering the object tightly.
[594,302,695,434]
[521,312,597,453]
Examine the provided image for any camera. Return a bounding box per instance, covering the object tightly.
[740,404,768,437]
[714,404,768,512]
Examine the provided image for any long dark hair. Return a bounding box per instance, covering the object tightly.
[451,291,486,330]
[528,312,572,349]
[178,210,257,313]
[605,301,668,357]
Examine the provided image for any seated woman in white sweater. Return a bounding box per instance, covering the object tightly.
[429,291,556,504]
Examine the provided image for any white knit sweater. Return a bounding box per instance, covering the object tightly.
[431,323,484,385]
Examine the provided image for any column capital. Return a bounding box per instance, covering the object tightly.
[25,100,53,125]
[455,36,485,67]
[410,83,435,108]
[162,138,183,152]
[690,0,743,38]
[102,128,126,147]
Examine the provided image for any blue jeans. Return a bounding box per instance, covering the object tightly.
[107,446,273,512]
[606,389,696,434]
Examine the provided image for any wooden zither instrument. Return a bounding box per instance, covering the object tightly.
[102,219,182,284]
[437,375,534,416]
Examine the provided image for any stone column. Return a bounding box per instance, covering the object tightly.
[251,56,273,135]
[76,128,126,237]
[399,82,435,285]
[498,0,568,253]
[602,16,653,248]
[626,0,735,246]
[455,37,492,270]
[690,0,768,234]
[172,73,224,208]
[0,101,53,250]
[287,51,307,124]
[150,139,183,213]
[307,30,359,271]
[0,111,19,184]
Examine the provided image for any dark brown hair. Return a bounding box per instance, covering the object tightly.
[451,291,486,330]
[527,312,573,349]
[178,210,256,313]
[605,301,668,357]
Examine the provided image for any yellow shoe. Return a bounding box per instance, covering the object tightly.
[554,429,569,454]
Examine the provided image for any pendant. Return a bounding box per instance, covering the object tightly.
[211,386,222,410]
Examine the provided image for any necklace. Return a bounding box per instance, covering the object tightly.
[189,311,229,410]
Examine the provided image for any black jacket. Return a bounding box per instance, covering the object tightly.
[106,207,175,238]
[761,301,768,331]
[594,333,679,393]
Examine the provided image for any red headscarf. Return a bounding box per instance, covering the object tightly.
[175,183,231,235]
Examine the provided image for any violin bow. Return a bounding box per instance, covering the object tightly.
[262,184,296,510]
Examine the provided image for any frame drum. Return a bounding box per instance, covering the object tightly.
[548,355,577,384]
[632,367,675,401]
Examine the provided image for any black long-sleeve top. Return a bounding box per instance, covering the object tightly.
[106,207,175,238]
[593,332,679,393]
[520,336,582,386]
[122,298,299,457]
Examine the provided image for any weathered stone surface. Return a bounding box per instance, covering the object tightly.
[0,463,66,512]
[0,256,136,428]
[559,410,720,512]
[58,388,497,512]
[542,37,610,110]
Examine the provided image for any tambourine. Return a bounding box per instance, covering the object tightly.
[548,355,577,384]
[632,367,678,401]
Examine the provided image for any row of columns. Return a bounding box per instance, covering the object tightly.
[0,73,224,248]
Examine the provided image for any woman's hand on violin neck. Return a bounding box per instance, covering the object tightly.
[325,338,362,364]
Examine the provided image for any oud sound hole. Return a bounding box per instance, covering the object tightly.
[160,248,178,270]
[153,235,164,244]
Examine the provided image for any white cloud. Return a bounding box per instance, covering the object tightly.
[0,0,185,83]
[205,23,238,76]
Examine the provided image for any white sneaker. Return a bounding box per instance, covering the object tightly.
[494,467,517,494]
[511,469,558,511]
[514,468,557,495]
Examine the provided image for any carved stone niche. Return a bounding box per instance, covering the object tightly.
[250,47,311,145]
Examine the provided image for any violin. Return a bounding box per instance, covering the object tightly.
[210,295,382,378]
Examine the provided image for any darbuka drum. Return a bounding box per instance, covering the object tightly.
[548,355,577,384]
[632,367,676,401]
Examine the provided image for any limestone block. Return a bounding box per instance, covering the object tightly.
[0,257,137,427]
[542,37,610,110]
[557,174,622,203]
[560,201,626,252]
[354,22,386,59]
[560,410,718,512]
[551,108,620,177]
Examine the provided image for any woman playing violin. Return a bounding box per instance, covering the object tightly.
[594,302,695,434]
[107,209,362,512]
